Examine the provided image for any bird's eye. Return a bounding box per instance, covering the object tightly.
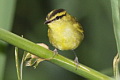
[56,16,60,20]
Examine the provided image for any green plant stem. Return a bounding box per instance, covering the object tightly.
[111,0,120,56]
[111,0,120,79]
[0,28,113,80]
[15,47,21,80]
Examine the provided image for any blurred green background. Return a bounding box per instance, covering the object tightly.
[0,0,117,80]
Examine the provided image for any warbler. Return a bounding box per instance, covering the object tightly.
[44,9,84,64]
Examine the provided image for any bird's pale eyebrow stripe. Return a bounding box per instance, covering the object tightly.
[48,9,65,19]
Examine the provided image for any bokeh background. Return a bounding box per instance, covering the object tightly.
[0,0,117,80]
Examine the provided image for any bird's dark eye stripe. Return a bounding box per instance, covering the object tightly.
[55,14,66,20]
[51,14,66,22]
[45,14,66,24]
[49,9,65,19]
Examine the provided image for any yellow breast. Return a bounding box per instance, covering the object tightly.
[48,16,83,50]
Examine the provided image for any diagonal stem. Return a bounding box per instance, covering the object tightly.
[0,28,114,80]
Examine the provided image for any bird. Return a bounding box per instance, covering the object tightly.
[44,9,84,65]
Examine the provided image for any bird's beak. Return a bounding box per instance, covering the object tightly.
[44,20,51,24]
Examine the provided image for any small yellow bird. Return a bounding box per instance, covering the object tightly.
[44,9,84,64]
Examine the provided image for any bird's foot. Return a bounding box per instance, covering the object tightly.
[52,48,58,58]
[74,56,79,70]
